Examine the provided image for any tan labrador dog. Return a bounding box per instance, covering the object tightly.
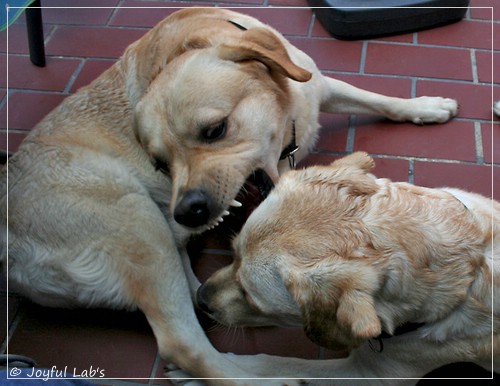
[1,8,457,385]
[198,152,499,384]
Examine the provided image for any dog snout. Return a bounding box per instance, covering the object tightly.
[174,189,210,228]
[196,284,214,315]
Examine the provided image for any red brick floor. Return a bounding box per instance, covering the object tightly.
[1,0,499,384]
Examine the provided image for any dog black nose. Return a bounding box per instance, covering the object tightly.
[196,285,213,315]
[174,189,210,228]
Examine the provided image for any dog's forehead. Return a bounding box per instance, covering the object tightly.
[170,51,246,97]
[165,54,268,129]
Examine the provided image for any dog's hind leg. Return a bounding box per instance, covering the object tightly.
[319,76,458,124]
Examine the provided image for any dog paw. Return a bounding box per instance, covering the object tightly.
[407,96,458,124]
[494,100,500,117]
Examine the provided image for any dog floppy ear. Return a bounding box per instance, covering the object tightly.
[335,289,382,345]
[325,152,378,197]
[301,152,378,197]
[286,262,382,350]
[217,27,312,82]
[330,151,375,173]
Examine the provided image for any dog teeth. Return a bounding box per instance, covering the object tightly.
[229,199,242,208]
[205,209,232,231]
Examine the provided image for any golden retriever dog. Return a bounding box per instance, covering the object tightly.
[198,152,499,384]
[1,8,458,385]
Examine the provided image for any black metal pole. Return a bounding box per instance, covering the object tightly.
[25,0,46,67]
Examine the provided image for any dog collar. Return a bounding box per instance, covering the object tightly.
[227,20,248,31]
[449,191,470,212]
[369,322,425,353]
[279,120,299,169]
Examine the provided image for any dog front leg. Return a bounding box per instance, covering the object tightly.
[319,76,457,124]
[114,195,301,386]
[316,335,495,385]
[129,246,302,386]
[220,334,495,386]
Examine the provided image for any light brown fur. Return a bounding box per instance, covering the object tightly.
[199,152,499,383]
[2,8,458,385]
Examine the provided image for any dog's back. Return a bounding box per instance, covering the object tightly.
[280,155,500,371]
[358,176,500,372]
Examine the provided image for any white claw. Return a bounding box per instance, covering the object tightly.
[230,199,242,207]
[216,216,224,223]
[222,210,230,217]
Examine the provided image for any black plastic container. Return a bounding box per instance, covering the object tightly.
[308,0,469,40]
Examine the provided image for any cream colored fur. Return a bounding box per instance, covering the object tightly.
[2,8,458,385]
[200,152,499,384]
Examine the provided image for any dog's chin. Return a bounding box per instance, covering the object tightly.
[200,169,275,234]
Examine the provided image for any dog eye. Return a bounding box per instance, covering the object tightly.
[153,159,170,175]
[201,118,227,142]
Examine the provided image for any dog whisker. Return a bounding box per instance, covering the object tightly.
[205,321,246,348]
[225,325,246,347]
[206,321,227,334]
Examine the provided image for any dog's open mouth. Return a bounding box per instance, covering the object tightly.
[205,169,275,232]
